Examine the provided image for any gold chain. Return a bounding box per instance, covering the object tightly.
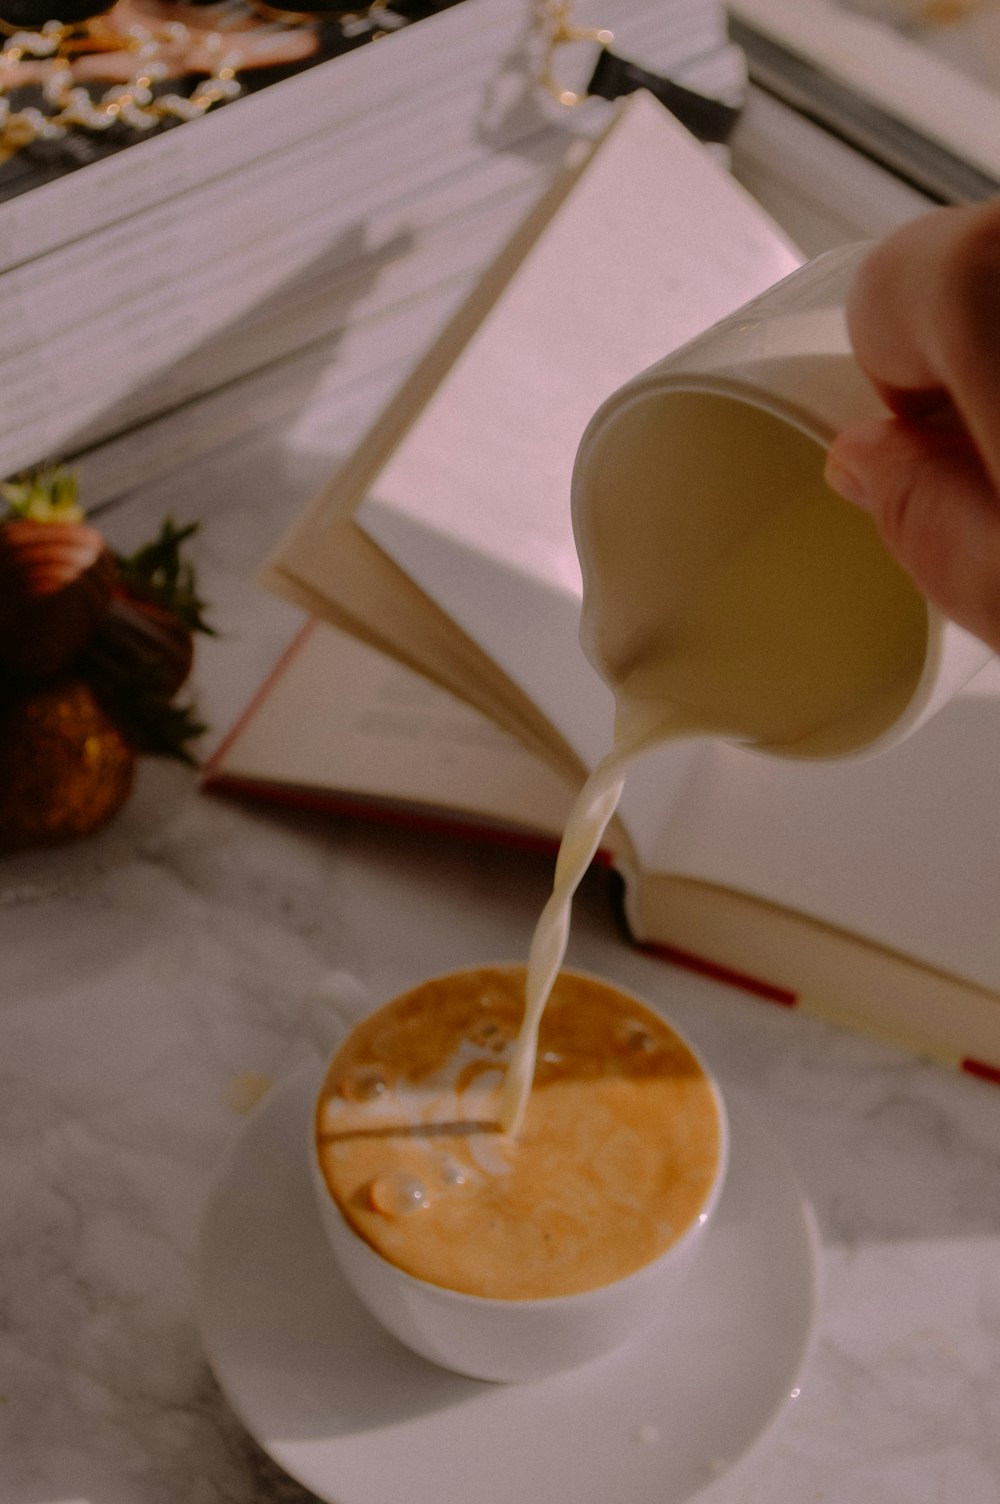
[0,0,398,157]
[534,0,612,107]
[0,1,620,156]
[0,10,248,154]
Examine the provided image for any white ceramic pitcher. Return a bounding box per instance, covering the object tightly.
[571,241,993,762]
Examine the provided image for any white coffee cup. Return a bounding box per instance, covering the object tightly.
[308,969,729,1384]
[571,241,994,761]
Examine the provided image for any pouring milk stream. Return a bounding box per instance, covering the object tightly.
[498,244,994,1137]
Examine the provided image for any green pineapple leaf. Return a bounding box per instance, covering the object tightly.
[88,663,208,766]
[1,464,83,523]
[114,518,217,636]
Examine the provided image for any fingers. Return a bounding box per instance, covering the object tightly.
[826,200,1000,656]
[826,418,1000,656]
[844,201,1000,496]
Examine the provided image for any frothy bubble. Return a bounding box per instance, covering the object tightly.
[616,1020,657,1053]
[340,1065,391,1102]
[369,1172,430,1216]
[468,1018,511,1053]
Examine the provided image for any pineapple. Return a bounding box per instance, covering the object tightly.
[0,467,214,853]
[0,466,116,686]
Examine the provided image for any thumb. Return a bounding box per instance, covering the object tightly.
[825,417,1000,656]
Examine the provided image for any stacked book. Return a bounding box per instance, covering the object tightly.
[730,0,1000,203]
[0,0,744,496]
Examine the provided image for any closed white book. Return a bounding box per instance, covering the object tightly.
[730,0,1000,201]
[0,0,740,481]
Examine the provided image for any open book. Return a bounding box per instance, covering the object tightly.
[206,91,1000,1082]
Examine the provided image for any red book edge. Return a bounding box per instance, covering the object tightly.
[201,617,319,781]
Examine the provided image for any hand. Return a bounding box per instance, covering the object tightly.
[824,199,1000,655]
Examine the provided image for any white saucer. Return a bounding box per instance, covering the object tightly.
[196,1065,819,1504]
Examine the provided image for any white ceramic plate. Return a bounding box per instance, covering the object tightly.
[196,1064,819,1504]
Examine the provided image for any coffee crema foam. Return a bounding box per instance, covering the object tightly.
[315,966,722,1300]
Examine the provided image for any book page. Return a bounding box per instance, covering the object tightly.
[639,660,1000,990]
[259,154,610,786]
[356,90,801,771]
[209,620,578,837]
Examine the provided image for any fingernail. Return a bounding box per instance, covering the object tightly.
[824,451,871,510]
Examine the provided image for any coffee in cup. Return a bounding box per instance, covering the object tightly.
[311,965,727,1379]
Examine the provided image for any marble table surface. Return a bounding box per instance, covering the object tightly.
[3,375,1000,1504]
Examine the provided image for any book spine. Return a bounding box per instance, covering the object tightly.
[201,771,568,860]
[637,936,1000,1088]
